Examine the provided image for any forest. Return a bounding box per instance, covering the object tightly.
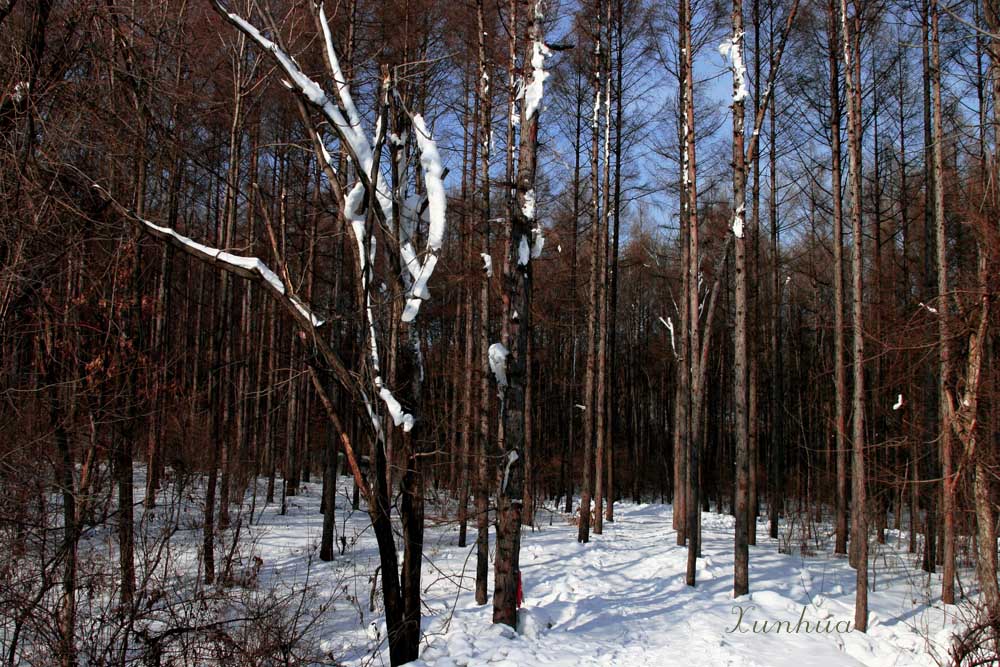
[1,0,998,665]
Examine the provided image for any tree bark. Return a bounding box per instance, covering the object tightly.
[476,0,493,605]
[839,0,868,632]
[730,0,750,599]
[494,0,546,627]
[929,0,955,606]
[578,0,603,544]
[828,0,849,559]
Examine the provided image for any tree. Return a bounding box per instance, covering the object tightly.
[493,0,551,627]
[838,0,868,632]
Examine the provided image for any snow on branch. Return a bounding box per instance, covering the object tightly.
[91,184,393,447]
[344,181,416,433]
[107,189,325,328]
[731,203,745,239]
[524,37,551,121]
[517,235,530,266]
[719,30,748,103]
[501,450,520,494]
[659,316,677,358]
[522,189,536,221]
[211,1,451,436]
[210,1,373,174]
[489,343,509,389]
[316,3,364,135]
[531,226,545,259]
[402,114,447,323]
[523,190,546,259]
[412,115,446,252]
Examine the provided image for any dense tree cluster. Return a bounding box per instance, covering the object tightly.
[1,0,998,664]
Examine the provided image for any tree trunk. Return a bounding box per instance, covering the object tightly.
[594,0,612,536]
[578,0,603,544]
[729,0,750,598]
[840,0,868,632]
[476,0,493,605]
[682,0,705,585]
[672,1,690,541]
[44,330,77,667]
[494,0,546,627]
[929,0,955,606]
[828,0,849,558]
[919,0,938,577]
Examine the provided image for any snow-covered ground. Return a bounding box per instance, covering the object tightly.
[235,476,969,667]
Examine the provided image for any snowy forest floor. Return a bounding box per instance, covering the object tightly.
[70,471,976,666]
[218,474,971,667]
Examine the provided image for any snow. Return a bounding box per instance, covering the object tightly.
[13,81,28,103]
[138,217,324,327]
[524,40,551,121]
[412,114,446,251]
[481,253,493,277]
[402,297,424,323]
[719,31,748,103]
[732,204,745,239]
[317,3,363,135]
[378,383,415,432]
[518,235,530,266]
[918,302,938,315]
[131,471,969,667]
[501,450,520,494]
[531,227,545,259]
[222,9,371,172]
[523,189,537,220]
[400,115,447,323]
[488,342,509,387]
[413,505,963,667]
[659,316,676,356]
[892,394,903,411]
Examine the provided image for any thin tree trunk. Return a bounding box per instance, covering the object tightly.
[920,0,938,576]
[929,0,955,606]
[604,0,626,527]
[458,70,478,547]
[594,0,612,536]
[476,0,492,604]
[672,2,690,541]
[682,0,705,585]
[494,0,546,626]
[828,0,849,558]
[578,0,603,544]
[729,0,750,598]
[840,0,868,632]
[44,325,77,667]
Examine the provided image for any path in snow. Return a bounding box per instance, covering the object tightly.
[248,481,967,667]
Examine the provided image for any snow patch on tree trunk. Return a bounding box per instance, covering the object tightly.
[488,343,509,388]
